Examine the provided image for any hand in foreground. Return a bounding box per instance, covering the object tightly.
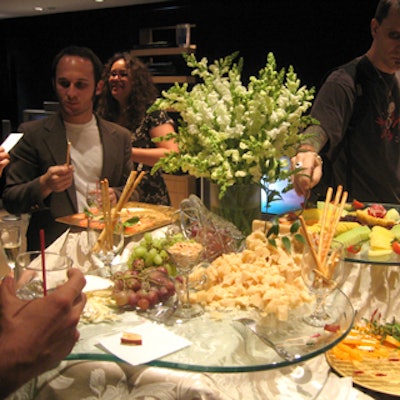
[0,268,86,397]
[0,146,10,176]
[291,151,323,196]
[40,164,74,198]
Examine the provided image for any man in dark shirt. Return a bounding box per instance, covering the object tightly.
[292,0,400,203]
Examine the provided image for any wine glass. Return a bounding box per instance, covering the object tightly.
[90,214,125,278]
[300,240,347,327]
[0,225,22,270]
[167,241,204,320]
[15,251,72,299]
[86,182,101,213]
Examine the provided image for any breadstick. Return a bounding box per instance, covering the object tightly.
[92,171,146,252]
[66,141,71,165]
[299,215,322,272]
[318,186,333,259]
[114,171,138,213]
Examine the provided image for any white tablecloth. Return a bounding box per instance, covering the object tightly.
[9,230,400,400]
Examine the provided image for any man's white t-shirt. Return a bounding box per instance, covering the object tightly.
[65,115,103,212]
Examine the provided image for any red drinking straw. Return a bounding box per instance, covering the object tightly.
[40,229,47,296]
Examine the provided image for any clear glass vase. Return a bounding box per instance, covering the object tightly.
[209,183,261,237]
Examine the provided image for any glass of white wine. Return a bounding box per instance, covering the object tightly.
[86,182,101,213]
[0,225,21,270]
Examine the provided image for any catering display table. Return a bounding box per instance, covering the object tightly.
[6,226,395,400]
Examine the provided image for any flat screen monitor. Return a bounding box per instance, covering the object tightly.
[23,109,56,122]
[261,179,304,216]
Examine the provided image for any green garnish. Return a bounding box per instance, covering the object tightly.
[123,216,140,227]
[363,310,400,342]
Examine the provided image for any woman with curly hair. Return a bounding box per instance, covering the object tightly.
[97,50,178,205]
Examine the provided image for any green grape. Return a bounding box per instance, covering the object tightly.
[153,254,163,265]
[134,245,147,258]
[144,253,154,267]
[152,238,163,250]
[143,232,153,243]
[160,249,168,260]
[165,262,177,276]
[148,248,158,258]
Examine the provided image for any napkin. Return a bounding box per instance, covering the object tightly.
[98,321,191,365]
[46,229,70,253]
[26,229,70,270]
[1,133,23,152]
[318,374,374,400]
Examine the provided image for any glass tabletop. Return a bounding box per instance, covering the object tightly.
[68,288,354,373]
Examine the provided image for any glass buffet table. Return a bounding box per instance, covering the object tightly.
[67,288,354,373]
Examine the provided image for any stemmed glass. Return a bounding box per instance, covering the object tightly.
[89,214,125,278]
[86,182,101,213]
[167,240,204,320]
[300,240,347,327]
[0,225,21,270]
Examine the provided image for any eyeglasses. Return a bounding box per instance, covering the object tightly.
[109,70,128,78]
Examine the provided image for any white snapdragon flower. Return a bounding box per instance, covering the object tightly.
[149,52,316,197]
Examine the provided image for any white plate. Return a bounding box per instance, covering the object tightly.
[84,275,113,293]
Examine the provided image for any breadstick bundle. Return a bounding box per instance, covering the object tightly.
[299,185,348,285]
[92,170,146,252]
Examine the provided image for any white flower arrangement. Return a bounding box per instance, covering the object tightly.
[150,52,316,198]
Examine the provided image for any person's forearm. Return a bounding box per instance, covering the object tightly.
[298,125,328,153]
[39,174,53,199]
[131,147,174,167]
[0,339,36,397]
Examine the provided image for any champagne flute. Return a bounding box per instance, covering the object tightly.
[167,240,204,320]
[90,214,125,278]
[300,240,347,327]
[0,225,21,270]
[86,182,101,213]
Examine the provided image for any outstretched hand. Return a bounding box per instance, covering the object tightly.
[291,151,323,196]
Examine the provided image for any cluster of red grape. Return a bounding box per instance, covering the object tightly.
[111,267,176,311]
[111,232,187,311]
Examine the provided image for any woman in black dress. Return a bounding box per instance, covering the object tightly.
[97,51,178,205]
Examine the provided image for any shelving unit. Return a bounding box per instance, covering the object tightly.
[130,46,196,85]
[132,25,196,85]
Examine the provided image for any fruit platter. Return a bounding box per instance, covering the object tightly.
[276,200,400,265]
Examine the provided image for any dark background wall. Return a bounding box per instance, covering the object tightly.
[0,0,377,131]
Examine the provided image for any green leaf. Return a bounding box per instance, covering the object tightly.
[124,216,140,227]
[268,238,277,248]
[290,219,301,234]
[266,220,279,237]
[294,233,305,244]
[83,207,94,218]
[282,236,292,253]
